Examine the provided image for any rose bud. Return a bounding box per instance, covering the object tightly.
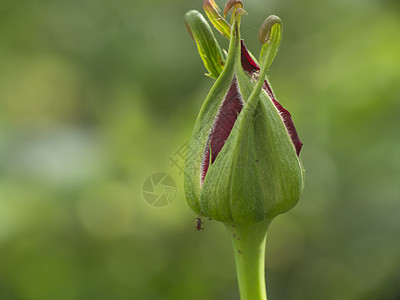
[184,0,304,224]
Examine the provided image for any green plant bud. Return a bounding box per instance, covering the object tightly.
[184,5,304,224]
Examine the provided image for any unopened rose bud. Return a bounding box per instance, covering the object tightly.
[184,2,303,224]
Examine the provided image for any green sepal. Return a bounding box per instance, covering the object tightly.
[184,10,226,79]
[258,15,282,72]
[203,0,231,39]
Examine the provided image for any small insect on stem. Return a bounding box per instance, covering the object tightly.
[193,216,205,231]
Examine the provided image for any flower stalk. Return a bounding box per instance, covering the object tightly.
[225,219,271,300]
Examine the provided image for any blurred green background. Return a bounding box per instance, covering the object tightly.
[1,0,400,299]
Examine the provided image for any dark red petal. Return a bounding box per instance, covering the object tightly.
[202,78,243,183]
[270,99,303,156]
[240,40,303,156]
[240,40,259,74]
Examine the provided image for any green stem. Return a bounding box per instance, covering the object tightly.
[225,219,272,300]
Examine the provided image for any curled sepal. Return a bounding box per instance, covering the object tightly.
[203,0,231,39]
[223,0,244,17]
[258,15,282,73]
[184,10,226,79]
